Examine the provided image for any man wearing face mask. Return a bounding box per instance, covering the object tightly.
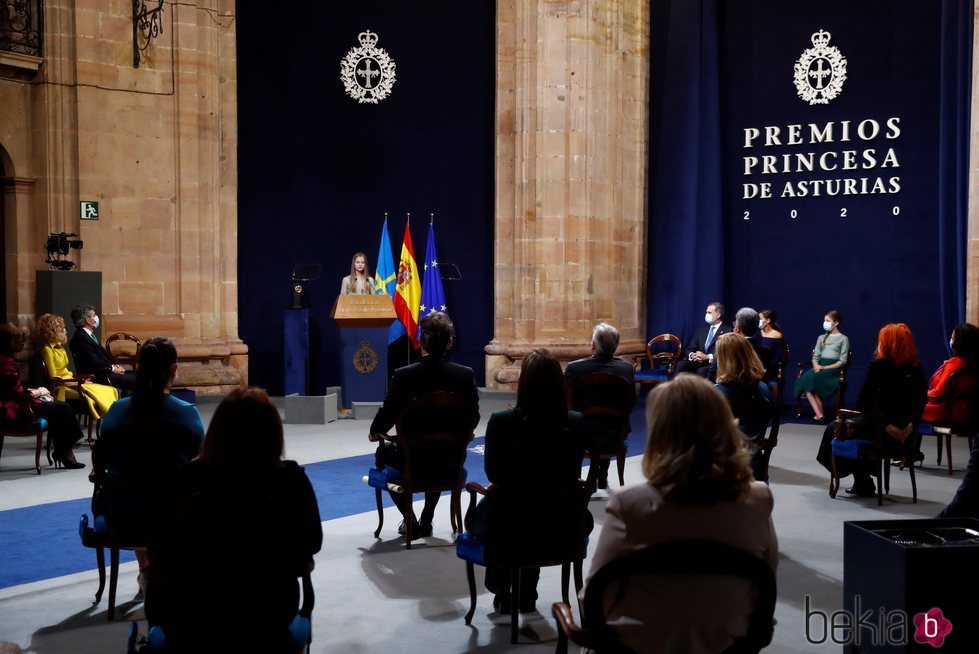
[69,305,136,391]
[676,302,732,377]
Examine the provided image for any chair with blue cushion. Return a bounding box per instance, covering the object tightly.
[829,408,921,506]
[632,334,682,387]
[551,540,777,654]
[367,391,475,548]
[456,479,591,644]
[0,399,51,475]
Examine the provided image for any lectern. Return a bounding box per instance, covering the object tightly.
[330,294,397,408]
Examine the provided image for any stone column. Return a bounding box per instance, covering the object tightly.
[967,8,979,325]
[486,0,649,388]
[1,177,36,325]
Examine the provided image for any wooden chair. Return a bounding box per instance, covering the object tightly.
[367,392,477,549]
[632,334,682,387]
[567,372,636,489]
[0,404,50,474]
[829,408,921,506]
[39,357,97,448]
[765,341,790,408]
[456,479,591,644]
[795,350,853,418]
[921,367,979,475]
[552,540,776,654]
[105,332,141,370]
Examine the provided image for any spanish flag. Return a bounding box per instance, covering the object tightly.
[394,220,422,349]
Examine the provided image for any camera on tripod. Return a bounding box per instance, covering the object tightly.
[44,233,84,270]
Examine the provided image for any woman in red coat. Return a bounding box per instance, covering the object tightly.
[922,323,979,425]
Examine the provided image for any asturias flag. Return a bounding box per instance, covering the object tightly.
[394,220,422,349]
[417,221,448,343]
[374,216,405,343]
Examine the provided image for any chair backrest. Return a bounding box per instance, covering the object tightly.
[568,372,636,417]
[581,540,776,654]
[394,391,477,491]
[646,334,682,366]
[105,332,142,365]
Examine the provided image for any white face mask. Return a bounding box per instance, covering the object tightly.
[758,319,767,330]
[705,313,715,324]
[823,320,833,332]
[92,315,100,329]
[950,338,955,351]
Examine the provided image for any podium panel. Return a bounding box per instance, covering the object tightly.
[283,309,309,396]
[331,295,396,408]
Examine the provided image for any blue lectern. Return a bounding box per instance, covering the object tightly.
[330,294,397,408]
[283,308,310,396]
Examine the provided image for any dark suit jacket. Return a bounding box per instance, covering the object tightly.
[708,333,775,382]
[70,329,114,377]
[369,355,479,436]
[685,323,733,358]
[564,354,635,385]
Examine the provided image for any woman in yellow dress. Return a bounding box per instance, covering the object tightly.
[35,313,119,419]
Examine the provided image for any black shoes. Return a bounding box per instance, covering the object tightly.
[54,453,85,470]
[493,594,537,615]
[845,479,876,497]
[397,520,433,539]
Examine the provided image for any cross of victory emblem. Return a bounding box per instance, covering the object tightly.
[340,30,397,104]
[794,29,847,105]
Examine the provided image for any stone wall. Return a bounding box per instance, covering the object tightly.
[0,0,243,393]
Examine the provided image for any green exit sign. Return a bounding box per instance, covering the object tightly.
[80,201,99,220]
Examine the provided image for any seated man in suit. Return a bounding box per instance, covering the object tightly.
[675,301,732,377]
[565,322,635,489]
[69,305,136,391]
[368,312,479,538]
[707,307,775,382]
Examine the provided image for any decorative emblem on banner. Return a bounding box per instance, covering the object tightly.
[353,341,379,374]
[794,29,847,105]
[340,30,396,104]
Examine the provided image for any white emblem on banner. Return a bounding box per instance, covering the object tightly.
[340,30,397,104]
[794,29,847,105]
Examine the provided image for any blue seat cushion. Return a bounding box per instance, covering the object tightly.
[635,369,669,382]
[832,439,877,460]
[288,615,311,651]
[455,532,486,566]
[36,418,48,430]
[367,466,403,489]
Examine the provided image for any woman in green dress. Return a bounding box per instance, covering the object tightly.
[795,310,849,423]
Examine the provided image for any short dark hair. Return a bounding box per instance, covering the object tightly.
[735,307,759,337]
[199,387,284,468]
[952,323,979,366]
[0,323,28,356]
[71,305,96,329]
[419,312,454,357]
[709,302,725,318]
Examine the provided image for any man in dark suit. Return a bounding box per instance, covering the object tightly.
[565,322,635,489]
[369,312,479,538]
[707,307,775,382]
[675,301,732,377]
[69,305,136,391]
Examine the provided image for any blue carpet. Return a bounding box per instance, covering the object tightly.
[0,408,647,590]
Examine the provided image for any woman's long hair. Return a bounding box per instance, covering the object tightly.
[132,336,178,419]
[198,387,284,468]
[875,323,919,368]
[349,252,370,282]
[641,374,752,504]
[715,332,765,386]
[515,348,568,427]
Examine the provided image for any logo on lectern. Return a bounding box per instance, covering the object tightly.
[794,29,847,105]
[340,30,397,104]
[353,341,379,374]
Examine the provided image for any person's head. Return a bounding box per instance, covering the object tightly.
[734,307,760,337]
[951,323,979,365]
[35,314,68,345]
[705,302,724,325]
[715,332,766,386]
[516,348,568,425]
[642,374,752,503]
[0,323,28,356]
[875,323,919,368]
[823,310,842,332]
[759,309,777,331]
[198,387,284,468]
[132,336,179,417]
[591,322,620,357]
[350,252,369,279]
[418,311,455,358]
[71,305,99,330]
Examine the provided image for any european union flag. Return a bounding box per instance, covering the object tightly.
[374,216,405,344]
[417,220,448,341]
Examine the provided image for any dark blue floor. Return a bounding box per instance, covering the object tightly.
[0,407,647,590]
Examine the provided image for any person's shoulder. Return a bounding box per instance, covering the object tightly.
[745,480,775,513]
[488,408,518,425]
[609,482,663,514]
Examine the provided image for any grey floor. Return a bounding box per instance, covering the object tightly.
[0,395,970,653]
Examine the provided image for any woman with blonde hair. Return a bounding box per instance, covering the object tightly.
[585,374,778,652]
[715,332,773,481]
[35,313,118,419]
[340,251,376,295]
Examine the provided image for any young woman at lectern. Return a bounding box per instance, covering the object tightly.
[340,252,376,295]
